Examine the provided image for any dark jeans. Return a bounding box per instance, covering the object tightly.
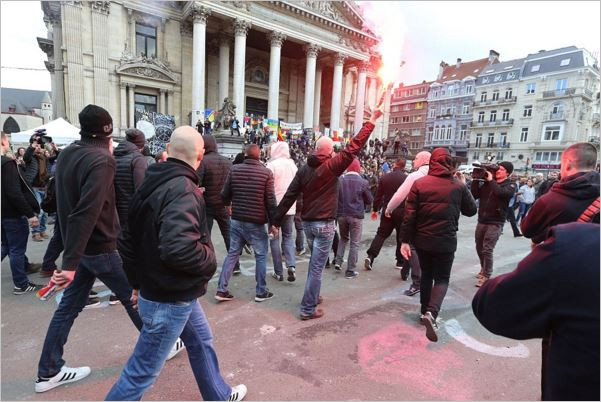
[206,208,239,270]
[334,216,363,272]
[475,223,503,278]
[294,212,305,253]
[42,220,64,272]
[506,206,521,236]
[405,244,421,289]
[37,250,143,378]
[416,248,455,319]
[1,217,30,288]
[366,208,403,264]
[516,202,532,224]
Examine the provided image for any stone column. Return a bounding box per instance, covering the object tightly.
[128,84,136,127]
[167,90,174,116]
[127,8,135,55]
[267,31,286,120]
[91,1,110,109]
[303,44,320,131]
[62,2,85,124]
[120,82,127,131]
[160,89,166,114]
[49,15,65,119]
[354,62,368,133]
[313,66,322,130]
[191,5,210,125]
[330,53,347,133]
[232,19,251,123]
[218,33,231,107]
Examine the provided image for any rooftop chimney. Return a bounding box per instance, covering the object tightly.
[438,61,448,80]
[489,50,500,63]
[456,58,462,68]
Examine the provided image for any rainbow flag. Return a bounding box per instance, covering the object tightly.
[266,119,279,132]
[277,125,285,141]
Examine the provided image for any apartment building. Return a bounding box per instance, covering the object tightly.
[388,81,430,155]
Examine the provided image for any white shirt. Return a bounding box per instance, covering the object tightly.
[385,165,429,215]
[518,185,536,204]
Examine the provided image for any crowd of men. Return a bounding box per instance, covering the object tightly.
[1,92,599,399]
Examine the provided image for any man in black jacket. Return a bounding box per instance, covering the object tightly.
[472,222,599,401]
[23,134,49,241]
[400,148,477,342]
[1,132,42,294]
[215,144,278,303]
[364,158,407,271]
[35,105,144,393]
[470,161,516,287]
[270,96,384,320]
[113,129,148,228]
[196,134,240,275]
[107,126,246,401]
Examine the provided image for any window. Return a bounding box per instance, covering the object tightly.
[490,110,497,122]
[502,109,510,121]
[427,126,433,141]
[460,125,468,141]
[481,92,487,102]
[466,84,473,94]
[134,93,157,123]
[556,79,568,91]
[492,90,500,101]
[446,126,453,140]
[428,107,435,118]
[412,128,421,136]
[505,88,513,99]
[415,102,424,110]
[402,116,410,123]
[450,105,456,115]
[500,132,507,146]
[520,128,528,142]
[560,58,571,66]
[551,102,565,118]
[453,85,460,95]
[531,64,540,72]
[415,115,423,123]
[462,103,470,115]
[404,104,411,111]
[404,90,409,97]
[535,151,563,162]
[526,83,536,94]
[478,111,485,122]
[523,105,533,117]
[487,133,495,147]
[535,151,542,161]
[433,90,439,98]
[497,152,504,161]
[473,151,480,160]
[544,125,561,141]
[135,23,157,58]
[475,133,482,148]
[441,88,446,96]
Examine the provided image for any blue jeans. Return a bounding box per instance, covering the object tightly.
[106,296,231,401]
[334,216,363,272]
[1,217,30,288]
[31,188,47,234]
[516,202,532,224]
[218,219,268,295]
[37,251,143,378]
[270,215,296,275]
[301,220,336,316]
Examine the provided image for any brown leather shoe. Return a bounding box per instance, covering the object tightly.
[40,232,49,239]
[300,308,324,320]
[31,233,43,242]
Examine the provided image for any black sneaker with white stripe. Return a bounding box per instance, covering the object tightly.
[35,365,91,393]
[228,384,247,401]
[13,282,42,295]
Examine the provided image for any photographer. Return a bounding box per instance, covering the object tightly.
[471,161,516,287]
[23,132,52,242]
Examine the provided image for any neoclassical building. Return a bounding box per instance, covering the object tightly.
[39,1,388,139]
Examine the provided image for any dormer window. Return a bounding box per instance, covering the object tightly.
[560,58,571,67]
[531,64,540,72]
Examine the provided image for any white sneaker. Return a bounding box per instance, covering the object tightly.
[35,365,91,393]
[166,338,185,361]
[228,384,247,401]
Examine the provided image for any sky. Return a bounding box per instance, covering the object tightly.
[1,1,600,92]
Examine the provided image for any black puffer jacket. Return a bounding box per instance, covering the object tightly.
[221,157,277,224]
[401,148,477,253]
[1,156,40,219]
[119,158,216,302]
[114,141,147,228]
[272,122,375,225]
[197,135,232,213]
[471,178,516,225]
[521,170,600,243]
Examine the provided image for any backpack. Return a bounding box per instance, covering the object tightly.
[41,176,57,214]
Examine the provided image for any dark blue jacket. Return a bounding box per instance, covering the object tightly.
[337,172,373,219]
[472,222,600,401]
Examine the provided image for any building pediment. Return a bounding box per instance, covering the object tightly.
[116,56,177,84]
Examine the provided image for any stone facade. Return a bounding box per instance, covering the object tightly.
[388,81,430,155]
[40,1,389,140]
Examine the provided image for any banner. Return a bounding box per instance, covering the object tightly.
[205,109,215,122]
[280,121,302,130]
[266,119,279,131]
[135,110,176,155]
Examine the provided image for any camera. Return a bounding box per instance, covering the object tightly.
[472,155,499,181]
[30,129,53,146]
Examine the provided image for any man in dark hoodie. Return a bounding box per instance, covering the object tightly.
[196,134,240,275]
[1,132,42,294]
[400,147,477,342]
[113,128,148,228]
[470,161,516,287]
[35,105,144,393]
[270,95,384,320]
[107,126,246,401]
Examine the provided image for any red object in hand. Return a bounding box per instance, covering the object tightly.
[36,269,61,301]
[371,211,378,221]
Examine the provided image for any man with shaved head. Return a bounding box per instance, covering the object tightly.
[108,126,246,401]
[270,95,385,320]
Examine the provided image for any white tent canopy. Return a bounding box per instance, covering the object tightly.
[10,118,81,145]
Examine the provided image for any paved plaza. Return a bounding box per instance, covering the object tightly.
[1,214,542,401]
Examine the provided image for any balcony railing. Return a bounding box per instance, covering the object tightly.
[546,112,565,121]
[542,88,593,99]
[473,96,517,107]
[468,142,511,149]
[470,118,514,128]
[424,139,468,147]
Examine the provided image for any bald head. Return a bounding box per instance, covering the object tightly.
[316,136,334,157]
[561,142,598,179]
[167,126,205,169]
[413,151,431,169]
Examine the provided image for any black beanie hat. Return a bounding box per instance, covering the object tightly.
[125,128,146,148]
[79,104,113,139]
[499,161,514,175]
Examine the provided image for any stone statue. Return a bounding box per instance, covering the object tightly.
[215,97,236,130]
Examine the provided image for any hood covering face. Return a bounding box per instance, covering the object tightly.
[202,134,217,154]
[270,141,290,160]
[428,147,455,177]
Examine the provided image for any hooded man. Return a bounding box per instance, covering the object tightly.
[400,148,477,342]
[266,141,298,282]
